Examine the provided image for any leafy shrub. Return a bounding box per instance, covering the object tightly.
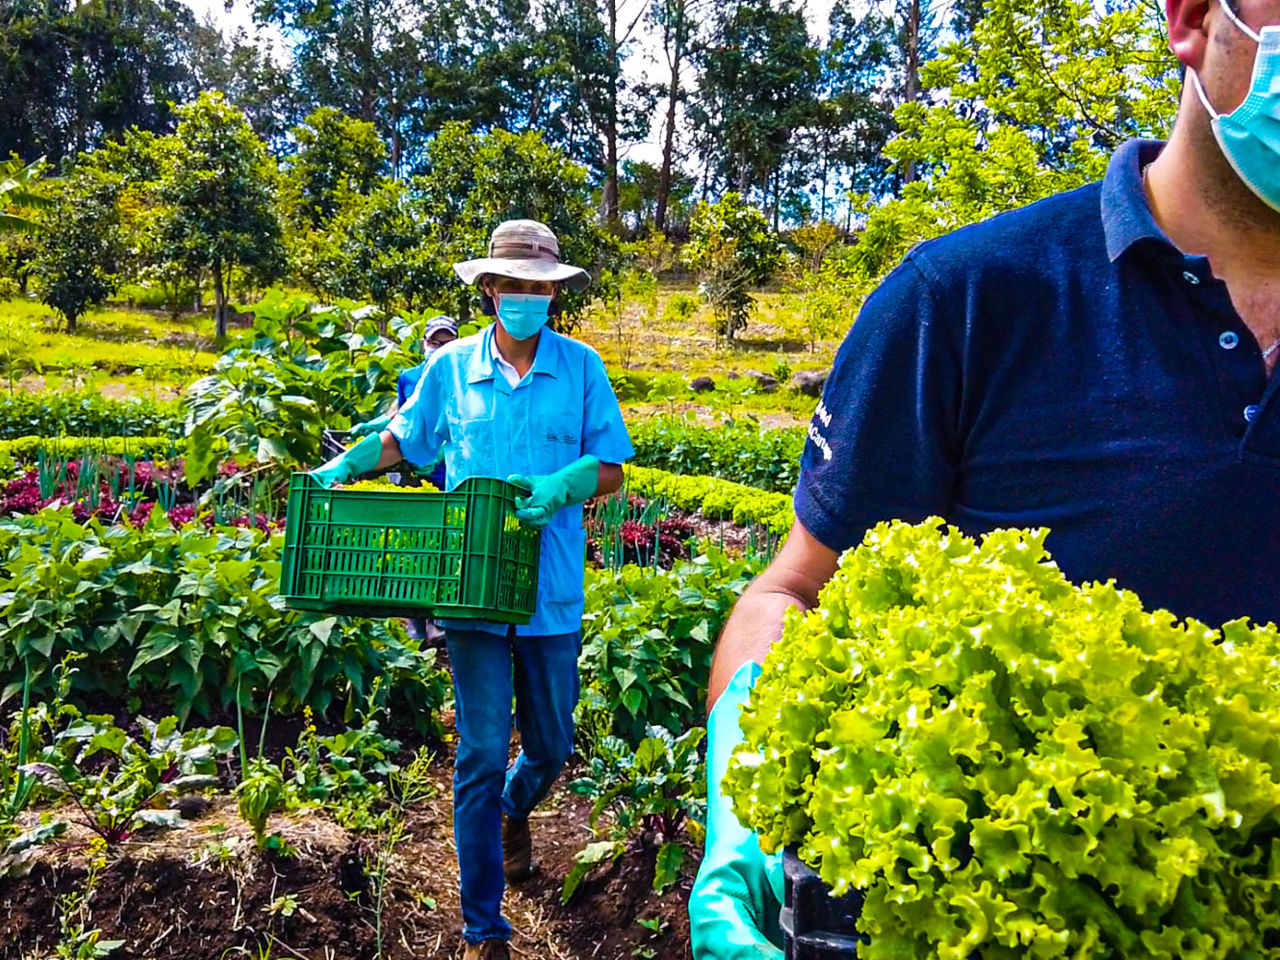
[681,193,782,339]
[624,465,794,535]
[725,518,1280,959]
[609,370,656,402]
[663,292,698,324]
[628,415,804,494]
[0,436,197,464]
[0,391,180,440]
[0,509,450,732]
[579,550,761,747]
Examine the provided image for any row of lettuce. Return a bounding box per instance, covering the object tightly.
[0,391,805,495]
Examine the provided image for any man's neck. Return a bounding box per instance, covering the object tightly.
[493,323,539,378]
[1147,122,1280,367]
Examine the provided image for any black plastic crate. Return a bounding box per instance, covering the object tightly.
[782,849,865,959]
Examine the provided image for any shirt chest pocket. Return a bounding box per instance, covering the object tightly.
[541,414,581,448]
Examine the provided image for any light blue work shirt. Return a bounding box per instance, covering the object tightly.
[388,324,634,637]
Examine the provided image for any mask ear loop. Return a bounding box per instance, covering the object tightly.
[1216,0,1263,44]
[1190,69,1221,119]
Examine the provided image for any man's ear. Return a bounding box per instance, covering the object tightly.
[1168,0,1214,72]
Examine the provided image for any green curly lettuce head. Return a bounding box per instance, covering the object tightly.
[723,518,1280,960]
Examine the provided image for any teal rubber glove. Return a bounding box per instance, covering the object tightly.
[507,455,600,529]
[689,661,785,959]
[349,412,393,439]
[310,433,382,488]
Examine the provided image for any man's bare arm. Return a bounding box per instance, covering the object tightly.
[596,462,624,497]
[706,518,840,713]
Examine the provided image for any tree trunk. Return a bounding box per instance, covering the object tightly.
[903,0,921,184]
[66,311,77,335]
[773,165,781,232]
[655,74,680,232]
[603,0,621,229]
[213,262,228,340]
[360,0,376,123]
[655,0,685,235]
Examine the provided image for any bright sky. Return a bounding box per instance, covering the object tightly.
[178,0,840,166]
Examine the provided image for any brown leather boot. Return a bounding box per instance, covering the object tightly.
[462,939,510,960]
[502,815,532,882]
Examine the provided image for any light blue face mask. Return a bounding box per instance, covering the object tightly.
[496,293,553,340]
[1191,0,1280,213]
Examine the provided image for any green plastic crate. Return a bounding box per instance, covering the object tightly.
[280,474,540,623]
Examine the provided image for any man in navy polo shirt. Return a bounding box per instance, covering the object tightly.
[689,0,1280,953]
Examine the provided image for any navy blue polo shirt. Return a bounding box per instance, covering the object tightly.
[797,139,1280,629]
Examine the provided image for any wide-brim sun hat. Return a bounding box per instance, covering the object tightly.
[453,219,591,292]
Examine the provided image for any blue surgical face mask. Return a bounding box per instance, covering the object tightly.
[496,292,552,340]
[1191,0,1280,213]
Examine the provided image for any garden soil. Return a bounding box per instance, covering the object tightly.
[1,743,695,960]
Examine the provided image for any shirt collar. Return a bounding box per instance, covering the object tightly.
[465,323,559,385]
[1101,138,1179,264]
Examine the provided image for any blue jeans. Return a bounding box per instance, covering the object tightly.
[446,628,581,944]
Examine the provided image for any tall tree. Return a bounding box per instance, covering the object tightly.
[188,23,302,149]
[819,0,902,202]
[284,107,386,227]
[536,0,651,227]
[647,0,704,233]
[157,93,284,338]
[0,0,206,163]
[33,168,123,334]
[689,0,820,227]
[254,0,430,171]
[618,158,694,235]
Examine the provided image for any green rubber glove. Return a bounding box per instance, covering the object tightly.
[310,433,383,488]
[349,412,393,439]
[507,455,600,529]
[689,661,785,959]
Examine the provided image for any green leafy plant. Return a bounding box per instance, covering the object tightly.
[47,837,123,958]
[0,508,451,730]
[236,756,289,849]
[579,549,760,746]
[726,518,1280,959]
[565,725,706,900]
[183,290,421,480]
[0,391,180,440]
[0,155,51,235]
[663,292,698,325]
[623,465,794,536]
[2,652,81,826]
[21,709,234,845]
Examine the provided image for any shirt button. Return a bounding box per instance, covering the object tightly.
[1183,270,1201,285]
[1245,404,1260,423]
[1219,331,1240,349]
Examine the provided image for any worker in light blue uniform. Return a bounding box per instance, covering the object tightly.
[311,219,633,960]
